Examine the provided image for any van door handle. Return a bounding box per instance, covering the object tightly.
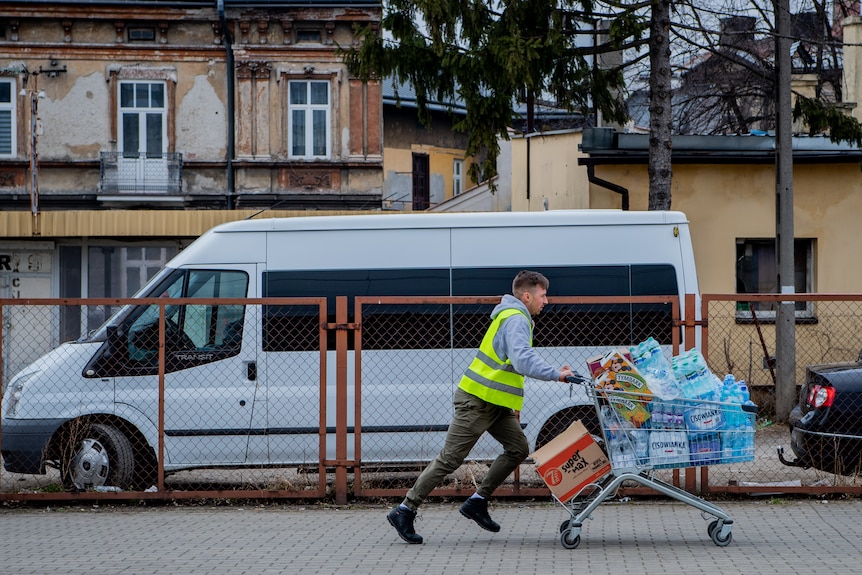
[246,361,257,381]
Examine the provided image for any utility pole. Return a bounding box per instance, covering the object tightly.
[774,0,796,421]
[22,71,43,236]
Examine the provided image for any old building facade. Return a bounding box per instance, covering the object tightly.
[0,0,381,302]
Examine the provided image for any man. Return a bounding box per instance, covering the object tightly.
[387,270,574,544]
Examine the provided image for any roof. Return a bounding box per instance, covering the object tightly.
[382,76,467,115]
[579,128,862,165]
[212,209,689,233]
[382,76,584,125]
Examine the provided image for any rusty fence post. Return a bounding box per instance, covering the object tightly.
[333,296,349,505]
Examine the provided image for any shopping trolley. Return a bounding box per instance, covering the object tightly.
[549,373,757,549]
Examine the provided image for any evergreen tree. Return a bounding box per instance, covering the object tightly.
[343,0,649,184]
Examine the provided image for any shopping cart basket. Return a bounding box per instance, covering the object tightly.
[549,374,757,549]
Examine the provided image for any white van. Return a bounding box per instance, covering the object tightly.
[1,210,700,490]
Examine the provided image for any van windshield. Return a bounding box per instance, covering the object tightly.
[79,267,183,343]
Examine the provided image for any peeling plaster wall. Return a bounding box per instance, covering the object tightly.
[0,4,382,206]
[40,72,111,160]
[177,73,227,161]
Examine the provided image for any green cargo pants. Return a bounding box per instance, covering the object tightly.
[402,387,530,510]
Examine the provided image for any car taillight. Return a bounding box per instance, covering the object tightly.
[806,385,835,408]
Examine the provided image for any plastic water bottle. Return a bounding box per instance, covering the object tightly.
[721,427,734,463]
[633,430,650,465]
[608,430,637,469]
[670,402,684,431]
[720,374,737,402]
[738,381,750,403]
[649,400,666,430]
[741,411,755,459]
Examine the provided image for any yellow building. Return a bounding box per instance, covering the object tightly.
[381,77,476,210]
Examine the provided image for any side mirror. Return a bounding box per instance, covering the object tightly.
[857,348,862,363]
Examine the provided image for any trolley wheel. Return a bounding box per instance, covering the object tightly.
[707,520,719,538]
[559,519,572,533]
[560,528,581,549]
[710,524,732,547]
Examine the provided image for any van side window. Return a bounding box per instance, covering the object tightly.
[259,265,678,352]
[451,265,678,347]
[263,269,449,352]
[97,269,249,376]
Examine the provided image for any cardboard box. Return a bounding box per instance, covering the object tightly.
[530,421,612,503]
[586,348,634,378]
[594,354,653,427]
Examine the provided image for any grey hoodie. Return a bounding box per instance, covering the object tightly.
[488,294,560,382]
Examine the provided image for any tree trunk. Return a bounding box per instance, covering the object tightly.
[648,0,673,211]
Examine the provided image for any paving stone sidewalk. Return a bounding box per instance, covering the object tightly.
[1,498,857,575]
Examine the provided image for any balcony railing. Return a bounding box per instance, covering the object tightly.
[99,152,183,195]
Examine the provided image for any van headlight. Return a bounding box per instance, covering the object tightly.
[4,372,38,417]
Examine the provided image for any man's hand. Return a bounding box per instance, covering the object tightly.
[557,365,574,382]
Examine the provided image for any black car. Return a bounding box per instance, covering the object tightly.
[779,354,862,475]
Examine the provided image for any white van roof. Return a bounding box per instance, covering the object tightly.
[210,210,689,234]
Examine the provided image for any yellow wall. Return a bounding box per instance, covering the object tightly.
[588,161,862,294]
[504,129,862,294]
[382,143,476,208]
[510,131,590,212]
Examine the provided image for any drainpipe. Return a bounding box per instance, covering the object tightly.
[218,0,236,209]
[586,163,629,210]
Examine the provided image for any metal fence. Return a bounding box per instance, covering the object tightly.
[1,293,861,504]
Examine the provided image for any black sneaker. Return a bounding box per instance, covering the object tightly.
[459,497,501,532]
[387,506,423,544]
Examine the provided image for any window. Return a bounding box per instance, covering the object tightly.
[735,238,814,320]
[296,30,321,43]
[89,269,249,375]
[453,159,463,196]
[128,27,156,42]
[0,78,15,157]
[119,81,166,159]
[262,265,678,351]
[288,80,330,159]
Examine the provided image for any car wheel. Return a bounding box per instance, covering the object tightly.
[61,423,135,491]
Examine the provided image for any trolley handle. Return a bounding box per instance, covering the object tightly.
[564,373,590,385]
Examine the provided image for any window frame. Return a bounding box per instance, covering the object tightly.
[286,79,331,160]
[0,77,17,158]
[453,158,463,196]
[117,80,168,158]
[735,237,815,322]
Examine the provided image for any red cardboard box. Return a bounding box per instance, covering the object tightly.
[530,421,611,503]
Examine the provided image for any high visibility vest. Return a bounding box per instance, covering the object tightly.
[458,308,531,410]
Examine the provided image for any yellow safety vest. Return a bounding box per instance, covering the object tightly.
[458,308,531,410]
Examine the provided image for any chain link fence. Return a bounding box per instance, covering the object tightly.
[702,294,862,492]
[2,294,862,502]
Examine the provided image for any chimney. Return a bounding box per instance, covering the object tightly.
[718,16,756,50]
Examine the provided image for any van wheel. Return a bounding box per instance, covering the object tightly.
[61,423,135,491]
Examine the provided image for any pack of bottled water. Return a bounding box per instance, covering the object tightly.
[596,341,757,469]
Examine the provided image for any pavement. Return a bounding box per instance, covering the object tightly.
[1,496,859,575]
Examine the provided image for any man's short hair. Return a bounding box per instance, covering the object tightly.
[512,270,549,298]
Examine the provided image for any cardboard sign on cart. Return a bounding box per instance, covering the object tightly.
[530,421,611,503]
